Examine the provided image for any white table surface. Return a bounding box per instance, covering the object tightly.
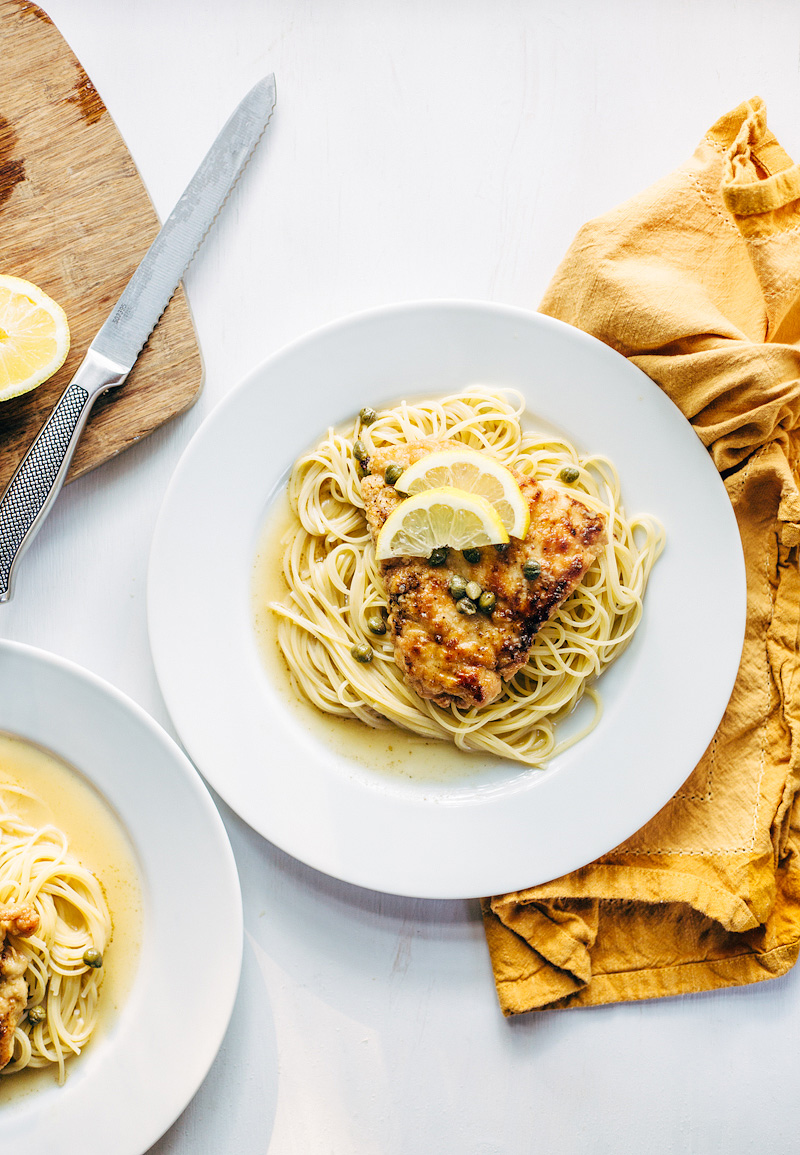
[5,2,800,1151]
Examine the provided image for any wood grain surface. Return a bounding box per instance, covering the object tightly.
[0,0,202,491]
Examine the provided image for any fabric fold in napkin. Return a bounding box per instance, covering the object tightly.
[482,97,800,1014]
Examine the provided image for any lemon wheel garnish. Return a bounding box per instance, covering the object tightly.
[395,447,530,539]
[0,274,70,402]
[375,486,509,560]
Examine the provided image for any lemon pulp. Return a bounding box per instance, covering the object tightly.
[376,486,509,560]
[0,274,70,401]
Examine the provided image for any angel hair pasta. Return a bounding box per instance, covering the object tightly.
[0,787,111,1084]
[268,388,664,766]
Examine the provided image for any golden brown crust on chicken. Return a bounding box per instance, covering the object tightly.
[0,902,39,1070]
[361,440,607,709]
[0,903,38,940]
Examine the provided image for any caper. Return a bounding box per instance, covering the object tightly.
[384,464,404,486]
[448,575,468,599]
[522,559,541,581]
[83,948,103,969]
[428,546,448,566]
[353,439,368,462]
[462,547,481,563]
[465,580,483,602]
[457,597,477,615]
[478,591,496,613]
[359,407,377,425]
[356,462,368,479]
[366,615,386,635]
[559,465,580,484]
[27,1005,46,1025]
[351,642,374,663]
[494,542,510,554]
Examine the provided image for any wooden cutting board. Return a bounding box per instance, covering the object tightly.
[0,0,203,492]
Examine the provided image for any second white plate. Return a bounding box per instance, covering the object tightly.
[147,300,745,899]
[0,641,242,1154]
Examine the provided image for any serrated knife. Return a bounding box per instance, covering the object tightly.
[0,73,277,602]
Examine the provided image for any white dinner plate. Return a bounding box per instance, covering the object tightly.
[0,641,242,1153]
[147,300,745,899]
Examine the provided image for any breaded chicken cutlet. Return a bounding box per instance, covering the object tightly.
[0,901,38,1070]
[360,438,607,709]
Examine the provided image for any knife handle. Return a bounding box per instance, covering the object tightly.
[0,349,129,602]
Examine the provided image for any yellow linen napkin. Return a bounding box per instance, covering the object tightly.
[482,97,800,1014]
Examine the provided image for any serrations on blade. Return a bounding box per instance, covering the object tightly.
[91,74,277,370]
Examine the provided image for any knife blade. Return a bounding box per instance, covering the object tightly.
[0,73,277,602]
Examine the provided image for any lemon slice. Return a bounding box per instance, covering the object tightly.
[0,274,70,402]
[395,447,530,539]
[376,486,509,560]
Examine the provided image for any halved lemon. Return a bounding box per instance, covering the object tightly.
[376,486,509,560]
[0,274,70,402]
[395,447,530,539]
